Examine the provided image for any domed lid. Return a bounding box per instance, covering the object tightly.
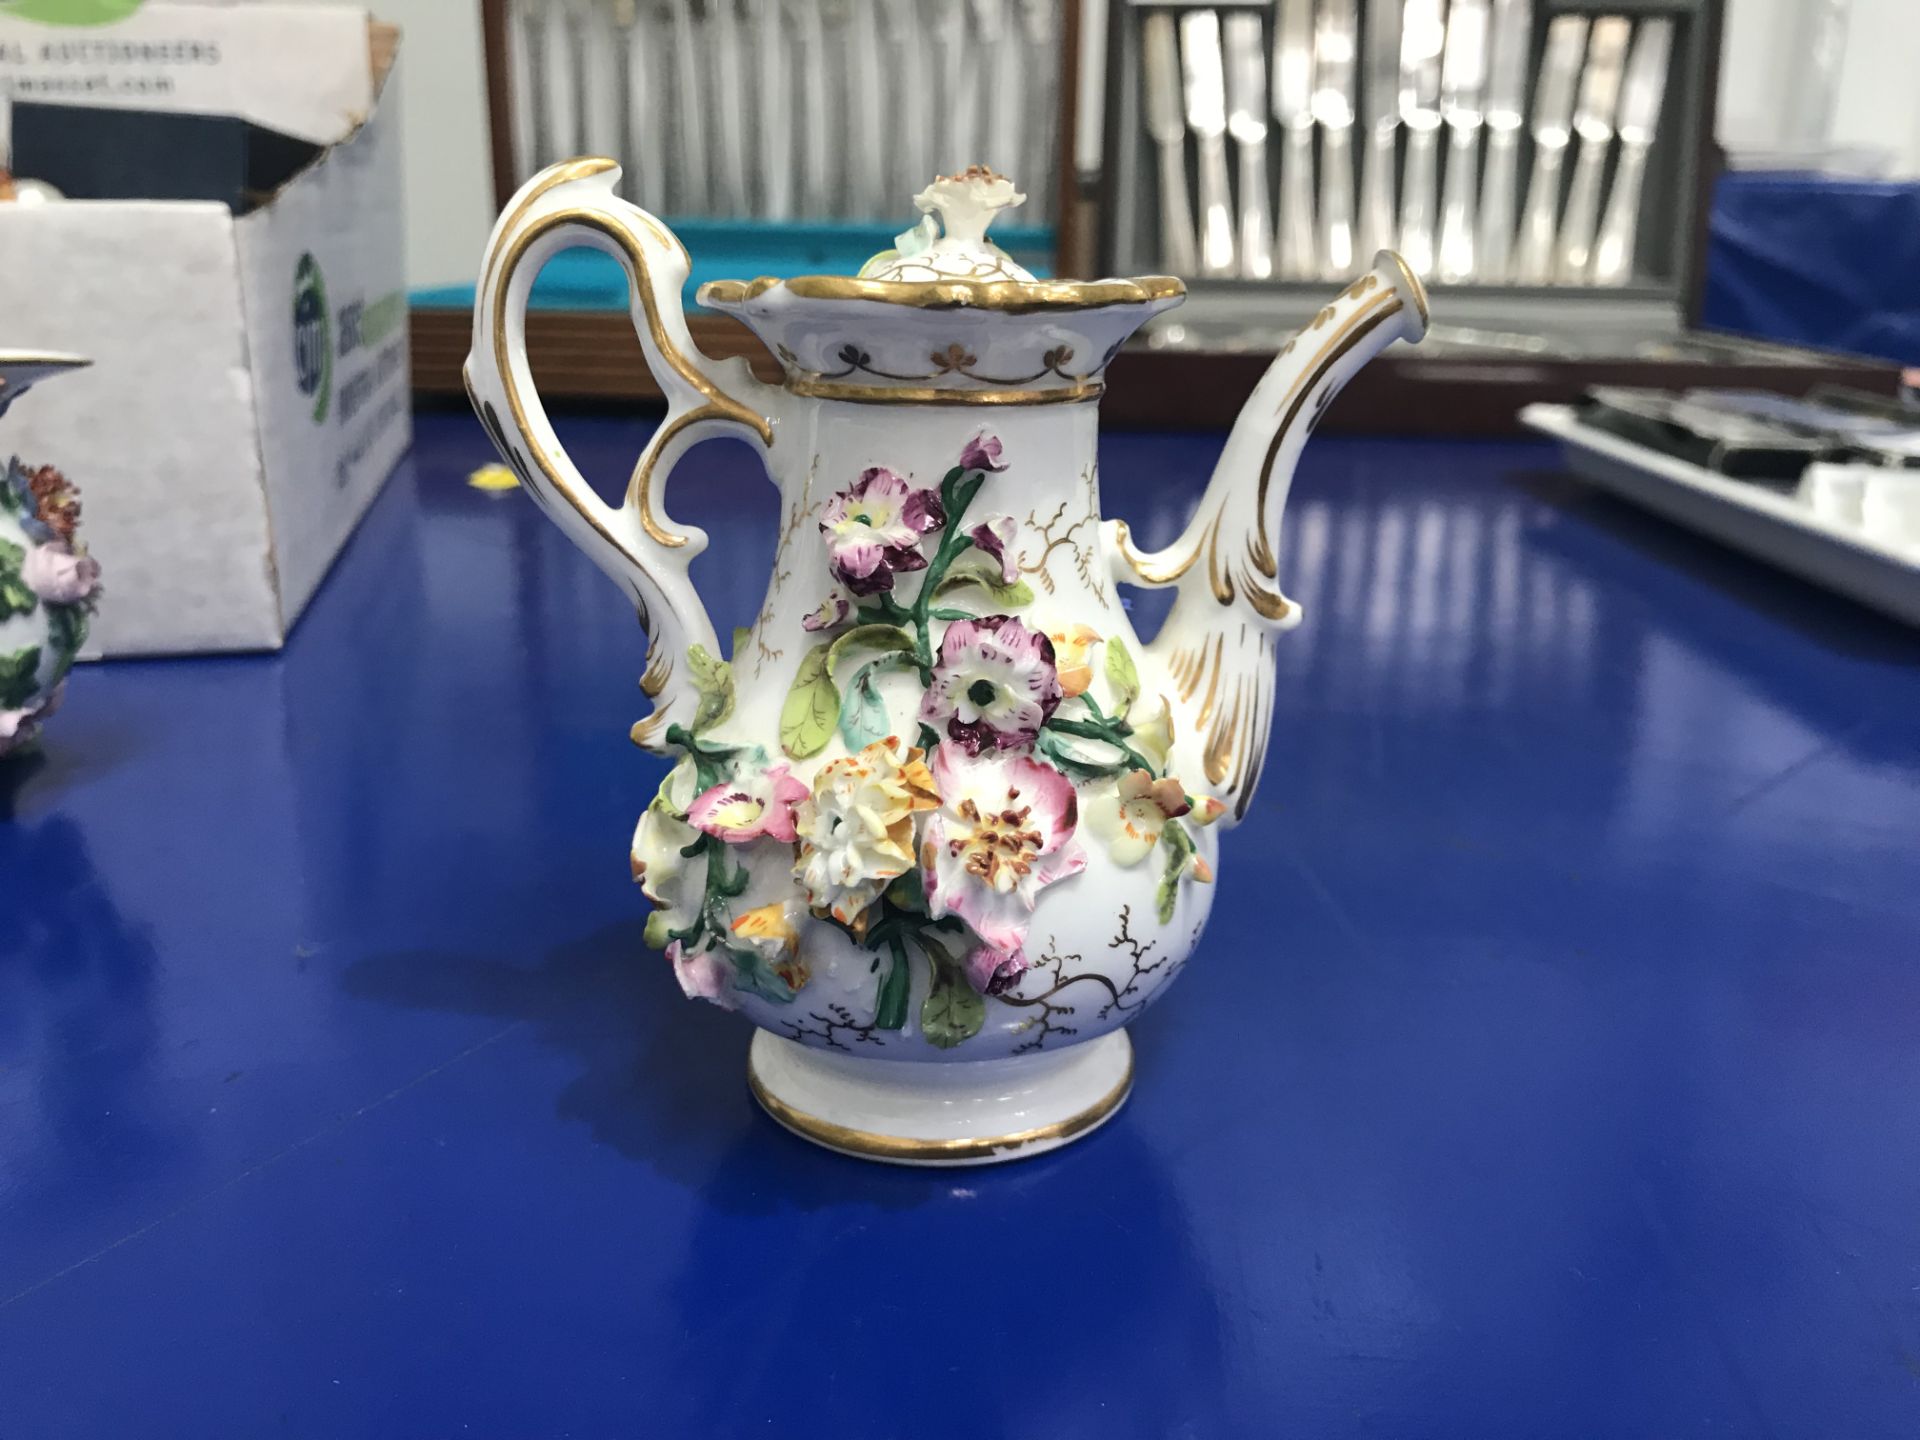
[698,167,1183,406]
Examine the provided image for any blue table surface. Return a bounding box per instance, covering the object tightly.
[5,411,1920,1438]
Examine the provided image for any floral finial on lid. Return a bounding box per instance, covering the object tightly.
[858,166,1035,284]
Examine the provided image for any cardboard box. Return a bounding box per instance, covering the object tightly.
[0,5,408,655]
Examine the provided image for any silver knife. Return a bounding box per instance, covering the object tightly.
[1181,9,1237,277]
[794,0,832,216]
[755,0,794,218]
[1592,17,1672,285]
[519,0,552,173]
[1271,0,1317,279]
[711,0,751,215]
[1511,14,1588,283]
[1143,11,1199,274]
[1554,15,1630,281]
[878,0,921,201]
[1476,0,1531,280]
[563,0,590,159]
[1313,0,1358,277]
[1223,11,1273,279]
[609,0,635,199]
[1018,0,1058,224]
[1436,0,1489,282]
[1396,0,1444,277]
[670,0,710,213]
[1355,0,1402,263]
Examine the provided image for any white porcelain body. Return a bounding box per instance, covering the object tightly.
[466,160,1427,1151]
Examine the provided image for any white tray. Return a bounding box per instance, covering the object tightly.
[1520,402,1920,629]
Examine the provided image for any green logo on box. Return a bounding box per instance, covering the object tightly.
[293,253,331,425]
[0,0,146,25]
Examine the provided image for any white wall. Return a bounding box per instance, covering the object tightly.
[1719,0,1920,176]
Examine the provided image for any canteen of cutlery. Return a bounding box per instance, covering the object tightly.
[1272,0,1318,279]
[1395,0,1444,277]
[1554,15,1631,282]
[1223,10,1275,279]
[1592,17,1674,285]
[1435,0,1489,283]
[1313,0,1359,278]
[1181,8,1239,277]
[1476,0,1531,282]
[1511,13,1589,283]
[493,0,1684,302]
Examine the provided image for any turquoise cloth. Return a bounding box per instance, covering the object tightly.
[413,219,1055,313]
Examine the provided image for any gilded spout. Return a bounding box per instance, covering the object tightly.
[1105,252,1429,822]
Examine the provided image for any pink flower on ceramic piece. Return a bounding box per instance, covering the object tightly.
[819,467,945,597]
[921,745,1086,951]
[962,941,1029,996]
[801,588,853,632]
[967,514,1019,584]
[919,614,1062,755]
[687,764,809,844]
[668,941,737,1010]
[958,433,1007,473]
[22,541,98,605]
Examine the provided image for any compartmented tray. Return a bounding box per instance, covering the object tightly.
[1522,401,1920,627]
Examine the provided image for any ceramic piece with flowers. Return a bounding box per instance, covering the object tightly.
[0,354,99,760]
[468,161,1430,1163]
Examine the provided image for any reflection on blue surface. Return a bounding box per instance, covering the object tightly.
[2,411,1919,1436]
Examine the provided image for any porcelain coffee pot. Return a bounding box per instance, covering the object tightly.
[468,164,1428,1164]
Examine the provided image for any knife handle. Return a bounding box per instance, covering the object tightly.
[1398,123,1439,278]
[1237,140,1275,280]
[1157,140,1200,275]
[1355,123,1397,263]
[1278,124,1317,280]
[1555,138,1609,282]
[1591,142,1649,286]
[1196,133,1238,277]
[1477,128,1521,282]
[1437,122,1480,283]
[1319,125,1355,278]
[1512,148,1564,284]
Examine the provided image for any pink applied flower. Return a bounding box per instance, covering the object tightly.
[667,941,737,1010]
[818,467,945,597]
[962,941,1029,997]
[958,433,1007,473]
[687,764,809,844]
[921,745,1086,952]
[920,614,1062,755]
[966,514,1019,584]
[23,541,99,605]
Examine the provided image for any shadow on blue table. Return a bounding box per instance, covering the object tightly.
[1508,464,1920,760]
[339,926,1231,1430]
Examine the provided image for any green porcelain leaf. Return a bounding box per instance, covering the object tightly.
[919,950,985,1049]
[1155,821,1196,925]
[779,641,839,759]
[935,566,1034,609]
[0,645,41,710]
[1,0,147,26]
[686,643,734,734]
[837,660,893,752]
[46,603,88,668]
[1104,635,1140,717]
[826,623,916,681]
[0,537,36,622]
